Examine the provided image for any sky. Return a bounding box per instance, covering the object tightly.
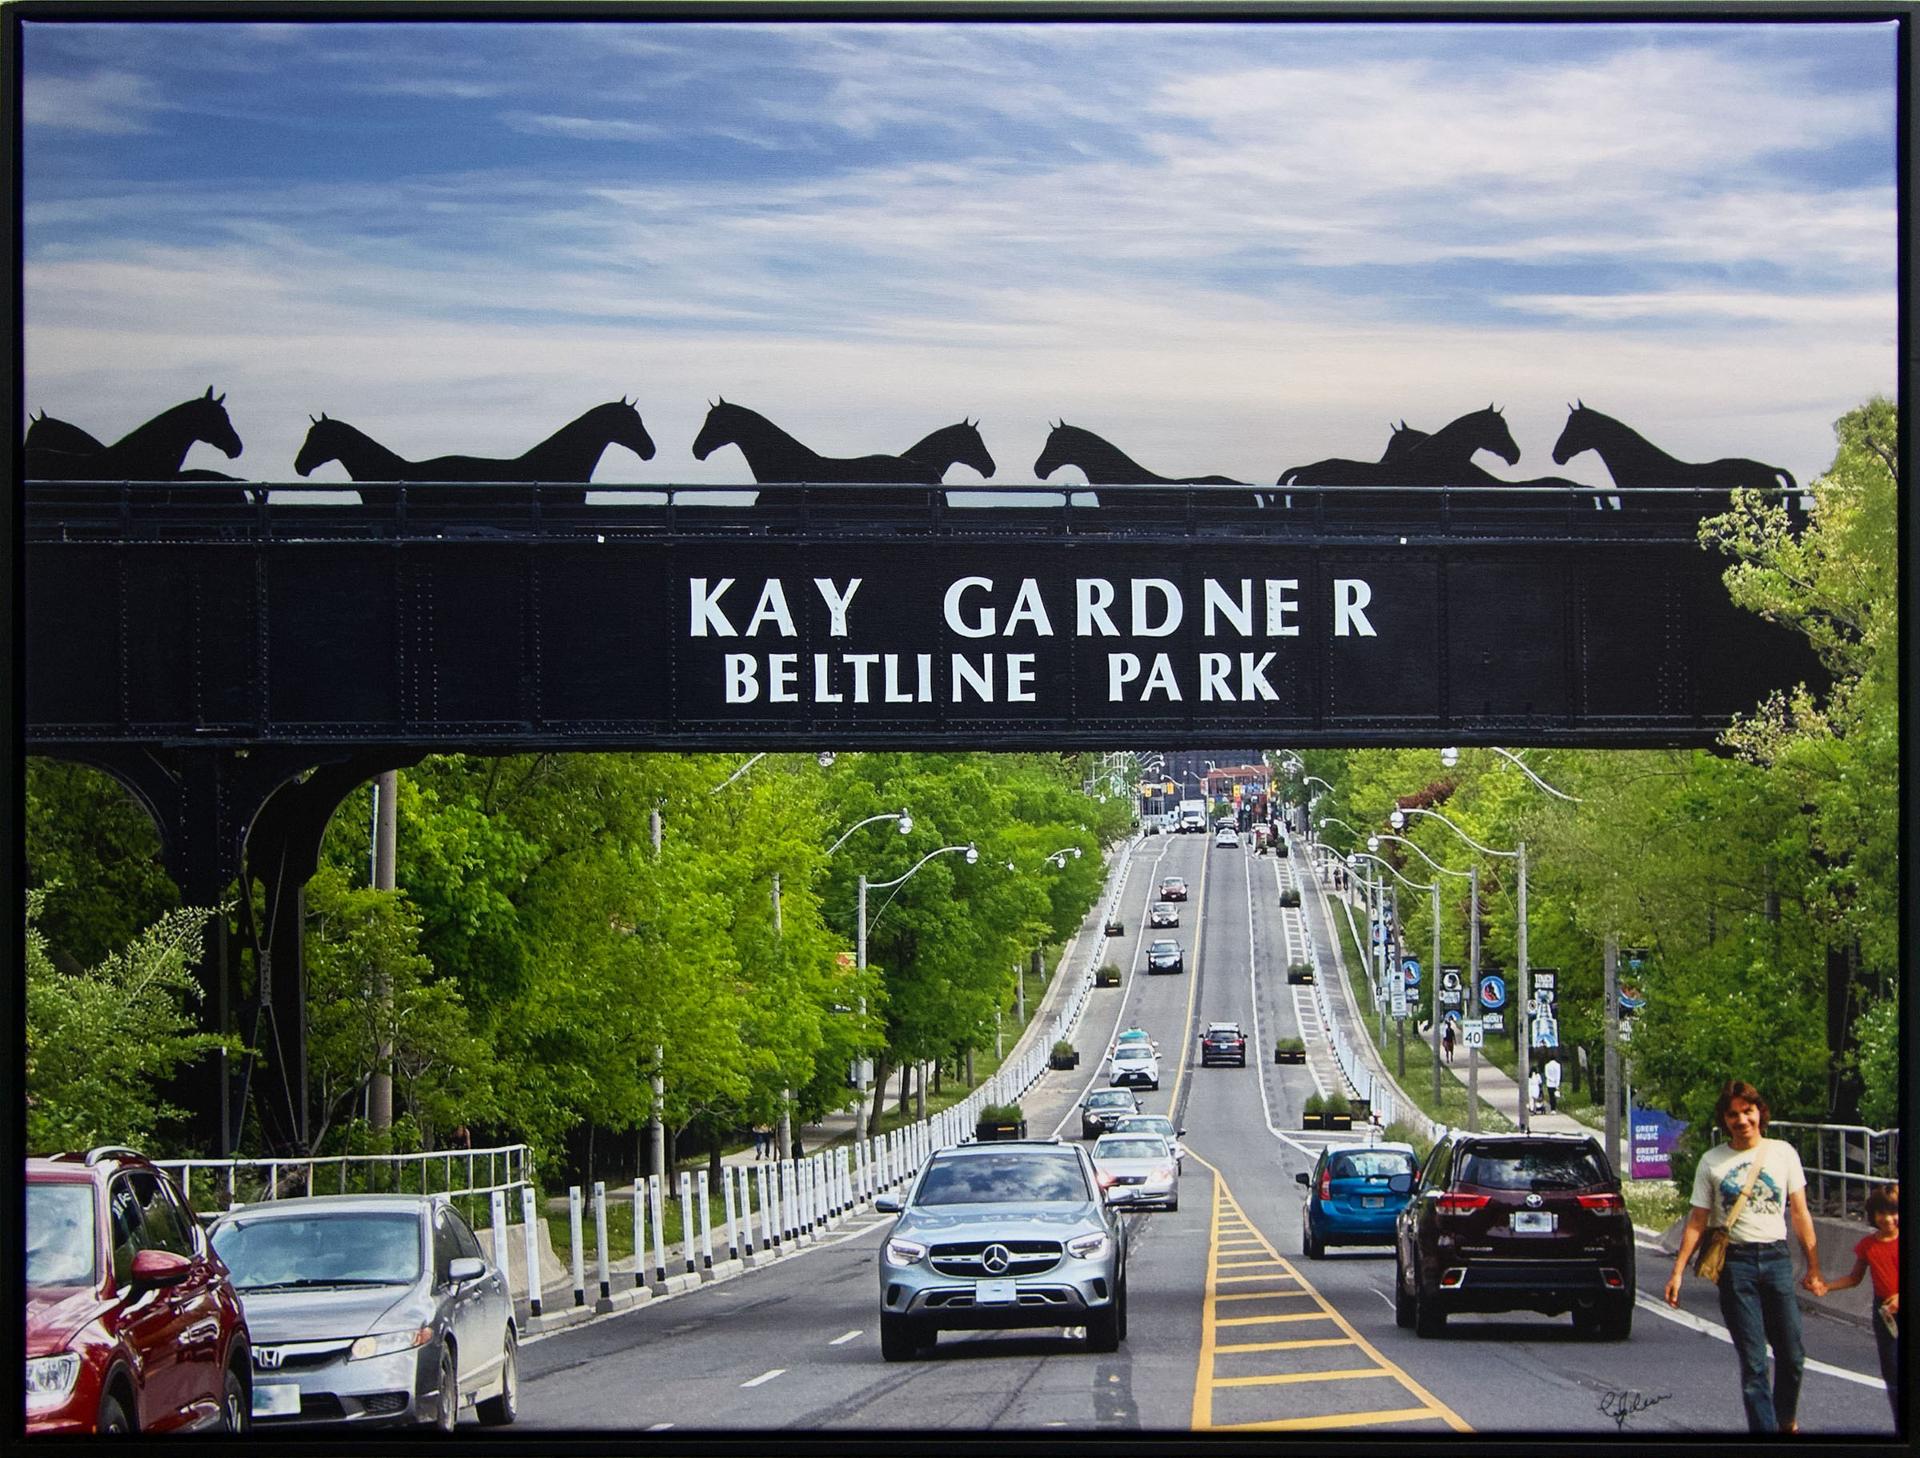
[18,16,1901,490]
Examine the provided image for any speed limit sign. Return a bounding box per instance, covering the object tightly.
[1463,1023,1485,1049]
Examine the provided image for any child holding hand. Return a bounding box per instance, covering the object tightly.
[1822,1186,1899,1420]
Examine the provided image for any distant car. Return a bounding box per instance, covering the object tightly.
[1199,1022,1247,1067]
[1146,939,1184,975]
[1110,1114,1185,1173]
[210,1194,517,1429]
[1108,1044,1161,1090]
[1394,1133,1634,1340]
[1079,1088,1141,1140]
[1157,876,1188,902]
[1112,1028,1157,1055]
[1148,901,1180,928]
[1296,1143,1418,1258]
[1090,1134,1179,1211]
[1213,828,1240,848]
[26,1148,253,1436]
[873,1140,1127,1359]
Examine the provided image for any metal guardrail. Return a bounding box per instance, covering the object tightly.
[155,1142,535,1215]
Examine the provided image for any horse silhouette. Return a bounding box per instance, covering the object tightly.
[690,400,944,485]
[1032,422,1242,486]
[294,400,655,506]
[901,420,995,480]
[1552,402,1797,494]
[1279,406,1521,486]
[24,388,243,481]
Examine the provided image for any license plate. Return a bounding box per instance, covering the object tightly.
[252,1383,301,1418]
[1511,1210,1556,1233]
[1362,1196,1385,1208]
[975,1278,1017,1305]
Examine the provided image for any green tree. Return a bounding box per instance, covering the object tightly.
[25,760,179,972]
[26,887,236,1152]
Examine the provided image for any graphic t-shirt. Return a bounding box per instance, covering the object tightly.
[1855,1232,1899,1303]
[1689,1138,1806,1245]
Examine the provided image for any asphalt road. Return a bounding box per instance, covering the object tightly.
[515,832,1897,1437]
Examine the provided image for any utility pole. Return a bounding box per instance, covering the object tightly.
[1467,865,1480,1132]
[370,769,397,1132]
[1516,841,1530,1134]
[1603,936,1621,1174]
[1430,880,1443,1109]
[773,873,791,1164]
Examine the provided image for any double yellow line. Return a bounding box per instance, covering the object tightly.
[1187,1154,1468,1433]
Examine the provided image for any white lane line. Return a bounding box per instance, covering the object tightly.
[1635,1299,1883,1387]
[828,1329,863,1346]
[647,1421,675,1430]
[740,1368,786,1388]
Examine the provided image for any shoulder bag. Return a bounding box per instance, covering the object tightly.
[1693,1141,1769,1285]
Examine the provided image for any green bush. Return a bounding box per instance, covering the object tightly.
[1051,1039,1075,1058]
[1323,1091,1352,1116]
[979,1101,1025,1124]
[1279,888,1301,907]
[1302,1092,1327,1116]
[1274,1035,1305,1054]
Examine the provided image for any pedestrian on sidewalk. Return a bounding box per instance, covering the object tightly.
[1664,1080,1824,1435]
[1441,1021,1455,1065]
[1527,1069,1543,1114]
[1544,1055,1562,1111]
[1818,1185,1899,1421]
[752,1124,772,1160]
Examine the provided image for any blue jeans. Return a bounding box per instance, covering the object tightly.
[1716,1241,1805,1432]
[1874,1303,1900,1423]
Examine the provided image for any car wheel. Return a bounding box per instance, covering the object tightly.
[476,1327,517,1426]
[1303,1215,1324,1260]
[1413,1264,1446,1339]
[1394,1256,1416,1329]
[97,1389,134,1435]
[1166,1195,1179,1212]
[1581,1299,1634,1342]
[431,1343,458,1431]
[1087,1282,1125,1352]
[879,1312,927,1362]
[221,1362,250,1433]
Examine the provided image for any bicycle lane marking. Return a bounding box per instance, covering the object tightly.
[1187,1151,1469,1433]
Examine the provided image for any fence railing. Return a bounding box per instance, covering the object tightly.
[1715,1120,1899,1219]
[155,1142,534,1217]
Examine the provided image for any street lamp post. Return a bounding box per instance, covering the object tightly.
[1393,806,1523,1132]
[1371,832,1469,1108]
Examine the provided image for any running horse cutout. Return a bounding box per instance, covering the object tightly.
[1033,422,1242,486]
[1552,401,1803,521]
[690,400,948,490]
[1279,406,1522,486]
[900,419,995,480]
[294,399,656,505]
[24,388,245,485]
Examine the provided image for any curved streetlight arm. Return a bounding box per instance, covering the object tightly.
[1346,850,1437,895]
[829,809,912,856]
[708,752,768,793]
[859,843,979,960]
[1369,831,1472,879]
[1391,805,1518,860]
[1302,775,1335,795]
[1444,746,1583,804]
[1317,814,1367,841]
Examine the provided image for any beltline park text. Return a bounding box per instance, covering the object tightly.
[690,575,1379,705]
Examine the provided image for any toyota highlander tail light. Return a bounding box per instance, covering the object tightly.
[1576,1192,1625,1212]
[1436,1192,1490,1214]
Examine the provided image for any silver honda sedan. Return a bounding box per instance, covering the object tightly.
[210,1194,516,1430]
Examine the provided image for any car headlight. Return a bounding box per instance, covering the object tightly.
[26,1353,81,1403]
[883,1236,928,1267]
[348,1327,434,1361]
[1066,1231,1111,1260]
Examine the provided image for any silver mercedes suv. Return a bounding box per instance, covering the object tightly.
[873,1140,1127,1361]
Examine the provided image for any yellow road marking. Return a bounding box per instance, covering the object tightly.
[1187,1153,1471,1433]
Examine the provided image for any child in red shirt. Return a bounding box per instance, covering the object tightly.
[1823,1186,1899,1421]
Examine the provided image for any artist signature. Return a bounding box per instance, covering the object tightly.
[1598,1388,1673,1430]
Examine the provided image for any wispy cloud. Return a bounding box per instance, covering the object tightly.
[22,67,167,134]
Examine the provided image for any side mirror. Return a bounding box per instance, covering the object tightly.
[873,1194,901,1214]
[1295,1172,1311,1187]
[129,1248,193,1289]
[1388,1173,1414,1195]
[1176,1129,1186,1138]
[447,1256,487,1284]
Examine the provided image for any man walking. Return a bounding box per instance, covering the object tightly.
[1544,1055,1563,1111]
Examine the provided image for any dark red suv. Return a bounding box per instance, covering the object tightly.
[1393,1132,1634,1341]
[26,1147,252,1434]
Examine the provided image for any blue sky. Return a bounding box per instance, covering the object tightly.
[21,17,1899,488]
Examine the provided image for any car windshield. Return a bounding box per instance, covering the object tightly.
[1459,1147,1609,1191]
[1332,1151,1417,1180]
[27,1183,97,1288]
[1095,1138,1168,1161]
[914,1154,1091,1206]
[1087,1092,1133,1109]
[1113,1047,1153,1063]
[1151,942,1177,954]
[1117,1118,1174,1138]
[212,1211,423,1289]
[1162,879,1184,890]
[1206,1026,1240,1038]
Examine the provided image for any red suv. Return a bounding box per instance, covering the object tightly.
[26,1147,252,1434]
[1393,1132,1634,1341]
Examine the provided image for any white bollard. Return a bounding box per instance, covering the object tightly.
[593,1181,612,1309]
[521,1184,543,1318]
[678,1171,696,1274]
[722,1163,740,1261]
[568,1186,586,1308]
[649,1175,668,1286]
[759,1162,776,1252]
[490,1190,511,1300]
[784,1160,799,1243]
[632,1179,646,1287]
[696,1170,714,1271]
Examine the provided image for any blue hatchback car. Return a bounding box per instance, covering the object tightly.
[1297,1142,1418,1257]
